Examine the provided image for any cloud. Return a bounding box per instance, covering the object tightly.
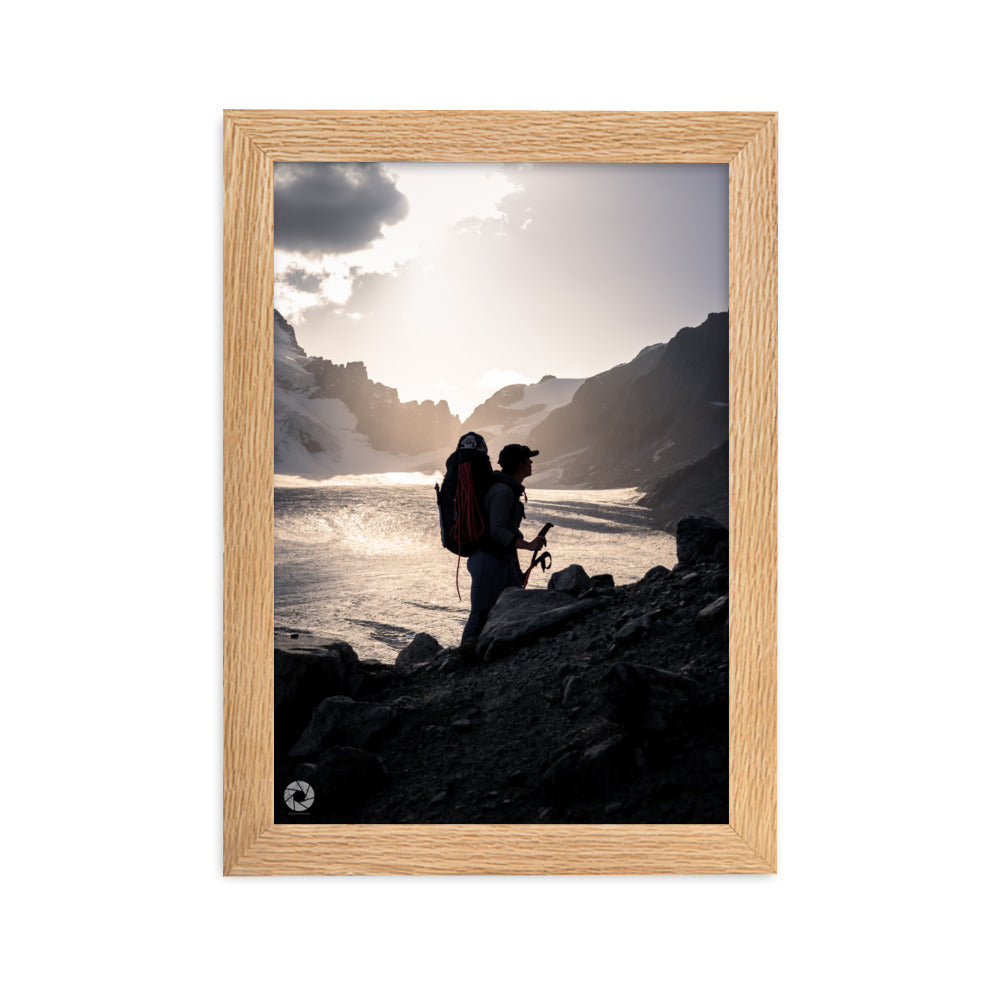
[279,265,323,293]
[274,164,528,330]
[274,163,409,255]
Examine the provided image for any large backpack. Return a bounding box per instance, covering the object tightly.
[436,432,495,557]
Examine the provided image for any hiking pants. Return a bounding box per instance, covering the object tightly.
[461,550,521,646]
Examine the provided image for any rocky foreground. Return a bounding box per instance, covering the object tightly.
[275,516,729,824]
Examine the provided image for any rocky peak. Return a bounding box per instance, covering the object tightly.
[273,309,461,473]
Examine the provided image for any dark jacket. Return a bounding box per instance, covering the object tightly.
[483,472,525,555]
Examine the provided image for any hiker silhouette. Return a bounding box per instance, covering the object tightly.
[459,442,547,648]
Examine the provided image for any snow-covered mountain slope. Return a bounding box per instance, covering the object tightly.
[461,375,585,453]
[274,311,458,478]
[276,393,446,477]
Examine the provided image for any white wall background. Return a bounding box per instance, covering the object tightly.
[3,3,996,997]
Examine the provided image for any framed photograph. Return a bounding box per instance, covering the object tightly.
[224,111,776,874]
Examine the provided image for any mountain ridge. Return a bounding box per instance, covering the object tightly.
[522,312,728,493]
[275,308,729,526]
[274,311,461,477]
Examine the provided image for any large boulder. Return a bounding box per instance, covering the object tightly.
[696,595,729,629]
[476,588,611,662]
[287,696,398,758]
[676,516,728,565]
[396,632,442,667]
[548,564,592,595]
[274,641,367,757]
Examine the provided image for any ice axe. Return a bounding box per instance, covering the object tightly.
[521,522,553,588]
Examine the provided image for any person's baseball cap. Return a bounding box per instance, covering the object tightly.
[498,443,539,469]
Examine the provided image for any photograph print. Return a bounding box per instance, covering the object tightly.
[272,161,730,825]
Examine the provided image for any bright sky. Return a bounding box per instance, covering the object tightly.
[275,162,727,420]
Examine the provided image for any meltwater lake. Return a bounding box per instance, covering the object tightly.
[274,473,676,660]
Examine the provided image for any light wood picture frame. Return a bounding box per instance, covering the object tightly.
[224,110,776,875]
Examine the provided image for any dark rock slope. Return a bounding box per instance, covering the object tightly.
[528,312,728,488]
[637,440,729,531]
[274,516,729,825]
